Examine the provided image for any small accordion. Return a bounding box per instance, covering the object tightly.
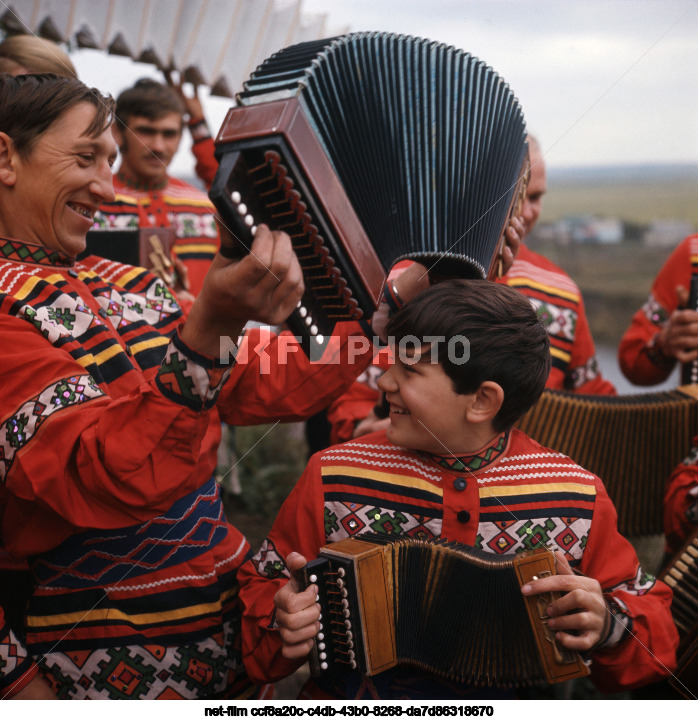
[661,528,698,697]
[210,33,528,355]
[301,535,589,688]
[81,228,176,285]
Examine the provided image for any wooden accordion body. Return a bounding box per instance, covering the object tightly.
[210,33,528,355]
[302,535,589,688]
[662,528,698,696]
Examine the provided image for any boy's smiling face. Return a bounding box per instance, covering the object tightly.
[377,345,473,455]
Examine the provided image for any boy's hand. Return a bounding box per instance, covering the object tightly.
[520,551,609,652]
[274,552,321,660]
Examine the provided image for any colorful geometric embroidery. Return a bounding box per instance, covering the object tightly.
[39,620,251,699]
[0,625,33,685]
[478,517,590,561]
[641,293,669,326]
[1,375,104,482]
[428,432,508,472]
[0,238,73,267]
[20,296,103,343]
[530,299,577,342]
[253,539,288,580]
[566,355,603,391]
[95,282,179,330]
[325,500,441,543]
[31,478,228,588]
[156,331,232,411]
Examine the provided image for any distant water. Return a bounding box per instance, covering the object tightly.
[596,344,680,395]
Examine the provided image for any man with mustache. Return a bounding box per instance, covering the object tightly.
[93,79,218,298]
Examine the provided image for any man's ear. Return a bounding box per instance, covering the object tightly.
[0,133,18,187]
[466,381,505,424]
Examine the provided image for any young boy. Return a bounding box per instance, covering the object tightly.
[237,280,678,699]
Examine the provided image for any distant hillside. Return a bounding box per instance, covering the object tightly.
[541,163,698,227]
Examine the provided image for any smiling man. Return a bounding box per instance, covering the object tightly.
[93,79,219,297]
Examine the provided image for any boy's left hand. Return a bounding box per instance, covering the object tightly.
[520,551,609,652]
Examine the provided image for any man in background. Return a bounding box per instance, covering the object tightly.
[93,78,219,298]
[326,136,615,446]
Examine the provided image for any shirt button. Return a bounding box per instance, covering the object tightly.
[67,269,79,278]
[99,308,109,318]
[457,510,471,524]
[453,477,467,491]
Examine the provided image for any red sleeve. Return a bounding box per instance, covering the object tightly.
[566,292,616,395]
[326,348,393,444]
[1,317,227,556]
[663,438,698,556]
[188,120,218,190]
[0,607,39,696]
[218,322,375,425]
[580,479,678,691]
[618,236,695,386]
[238,453,328,684]
[326,380,379,444]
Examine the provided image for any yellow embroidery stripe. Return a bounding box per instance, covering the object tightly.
[26,586,238,629]
[479,482,596,498]
[14,274,43,300]
[550,346,571,363]
[507,277,579,303]
[322,465,442,497]
[114,266,148,286]
[92,343,127,365]
[129,336,170,355]
[174,243,218,255]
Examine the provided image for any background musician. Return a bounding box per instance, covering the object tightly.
[238,280,677,700]
[325,136,615,448]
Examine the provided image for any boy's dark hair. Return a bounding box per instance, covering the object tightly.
[115,78,184,126]
[0,73,113,157]
[386,279,551,432]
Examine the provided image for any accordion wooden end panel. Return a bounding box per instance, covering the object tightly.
[302,536,589,688]
[513,550,590,683]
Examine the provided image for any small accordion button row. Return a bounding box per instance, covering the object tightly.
[228,190,257,235]
[308,570,330,671]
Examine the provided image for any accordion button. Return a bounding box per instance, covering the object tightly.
[457,510,471,524]
[453,478,467,491]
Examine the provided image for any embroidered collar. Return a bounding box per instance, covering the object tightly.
[425,431,509,473]
[0,237,74,268]
[116,170,168,192]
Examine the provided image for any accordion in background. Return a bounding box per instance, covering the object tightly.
[301,535,589,688]
[662,528,698,697]
[210,33,528,355]
[81,228,176,285]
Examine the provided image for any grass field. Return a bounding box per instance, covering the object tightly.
[540,178,698,227]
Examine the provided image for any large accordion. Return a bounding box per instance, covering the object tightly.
[210,33,528,354]
[301,535,589,688]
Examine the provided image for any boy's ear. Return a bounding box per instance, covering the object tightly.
[0,133,18,187]
[466,381,504,424]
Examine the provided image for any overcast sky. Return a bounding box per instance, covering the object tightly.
[70,0,698,177]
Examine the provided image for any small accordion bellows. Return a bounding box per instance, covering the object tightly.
[301,535,589,688]
[515,387,698,537]
[211,33,528,353]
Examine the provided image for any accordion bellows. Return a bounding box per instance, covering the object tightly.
[239,32,527,277]
[212,33,527,351]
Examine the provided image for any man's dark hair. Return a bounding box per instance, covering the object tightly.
[115,78,185,126]
[0,73,113,157]
[386,279,551,432]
